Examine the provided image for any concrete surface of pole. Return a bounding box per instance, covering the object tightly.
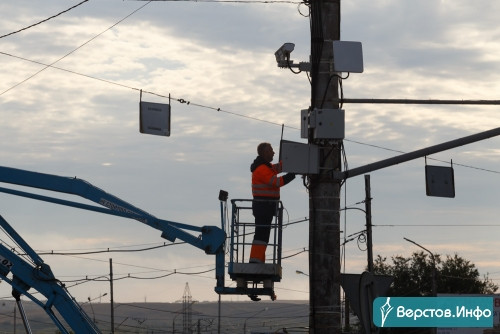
[365,175,373,273]
[308,0,341,332]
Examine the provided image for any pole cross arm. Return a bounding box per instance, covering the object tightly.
[336,127,500,180]
[335,98,500,105]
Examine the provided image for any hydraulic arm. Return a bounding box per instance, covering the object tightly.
[0,165,279,317]
[0,166,225,255]
[0,214,101,334]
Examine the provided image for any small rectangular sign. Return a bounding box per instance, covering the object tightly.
[140,101,170,136]
[373,297,493,328]
[426,165,455,198]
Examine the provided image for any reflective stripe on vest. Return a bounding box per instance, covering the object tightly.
[252,164,283,198]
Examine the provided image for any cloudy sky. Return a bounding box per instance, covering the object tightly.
[0,0,500,307]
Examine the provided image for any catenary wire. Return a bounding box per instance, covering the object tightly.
[12,216,308,256]
[0,2,499,181]
[2,51,497,176]
[0,0,90,39]
[0,1,152,97]
[130,0,302,2]
[374,224,500,227]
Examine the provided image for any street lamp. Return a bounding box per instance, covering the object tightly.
[404,237,437,296]
[85,293,108,324]
[243,307,268,334]
[295,270,309,276]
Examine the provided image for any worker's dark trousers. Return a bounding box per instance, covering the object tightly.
[250,199,277,263]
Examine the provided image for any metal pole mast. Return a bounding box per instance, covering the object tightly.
[110,258,115,334]
[308,0,341,332]
[365,175,373,273]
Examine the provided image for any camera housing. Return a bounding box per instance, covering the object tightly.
[274,43,295,66]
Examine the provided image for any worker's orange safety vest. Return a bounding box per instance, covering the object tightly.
[251,162,284,199]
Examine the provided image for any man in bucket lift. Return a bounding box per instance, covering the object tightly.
[250,142,296,263]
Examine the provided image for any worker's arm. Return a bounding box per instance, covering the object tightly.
[256,165,295,188]
[282,172,295,185]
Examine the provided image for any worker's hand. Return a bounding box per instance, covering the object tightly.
[283,173,296,184]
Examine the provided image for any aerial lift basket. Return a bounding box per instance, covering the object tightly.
[227,199,283,299]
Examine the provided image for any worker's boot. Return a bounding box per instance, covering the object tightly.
[249,243,267,263]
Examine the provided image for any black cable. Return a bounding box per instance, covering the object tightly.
[0,0,90,39]
[1,53,498,175]
[60,267,215,285]
[374,224,500,227]
[319,73,349,109]
[36,242,181,256]
[287,55,302,74]
[130,0,301,2]
[282,247,307,260]
[0,1,152,97]
[309,0,323,110]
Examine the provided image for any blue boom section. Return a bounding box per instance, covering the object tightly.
[0,215,101,334]
[0,166,225,255]
[0,165,279,302]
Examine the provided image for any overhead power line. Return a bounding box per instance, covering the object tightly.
[2,46,499,175]
[337,98,500,106]
[0,1,152,97]
[2,48,499,176]
[0,0,90,39]
[130,0,302,2]
[374,224,500,227]
[35,241,182,256]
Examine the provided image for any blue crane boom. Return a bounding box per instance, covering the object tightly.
[0,166,225,254]
[0,215,101,334]
[0,166,281,333]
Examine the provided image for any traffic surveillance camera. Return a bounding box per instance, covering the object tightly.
[274,42,310,71]
[275,43,295,64]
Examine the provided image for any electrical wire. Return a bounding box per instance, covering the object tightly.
[18,216,307,258]
[130,0,302,2]
[0,1,152,97]
[1,47,498,175]
[0,235,35,267]
[281,247,307,260]
[0,0,90,39]
[374,224,500,227]
[35,241,183,256]
[59,266,215,286]
[345,137,500,175]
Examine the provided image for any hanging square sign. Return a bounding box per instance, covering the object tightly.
[139,101,171,137]
[425,165,455,198]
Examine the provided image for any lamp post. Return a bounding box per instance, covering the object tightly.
[404,237,437,296]
[243,307,268,334]
[84,293,108,324]
[295,270,309,276]
[404,237,437,334]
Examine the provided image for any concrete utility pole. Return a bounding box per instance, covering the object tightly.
[365,175,373,273]
[308,0,341,333]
